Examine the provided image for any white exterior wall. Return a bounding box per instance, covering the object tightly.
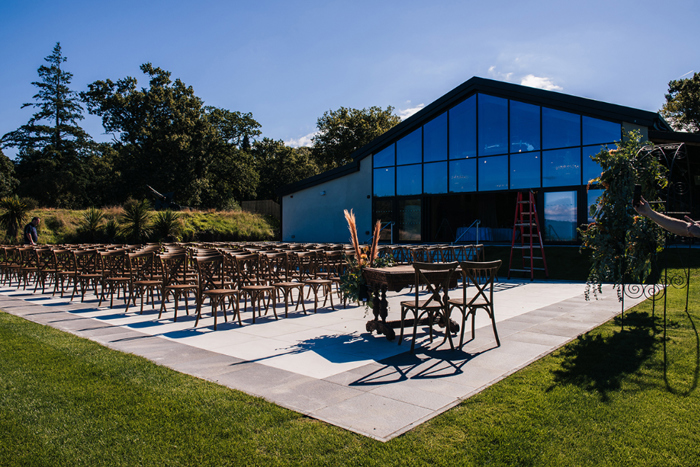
[282,157,373,243]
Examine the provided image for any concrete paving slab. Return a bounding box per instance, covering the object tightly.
[0,277,646,442]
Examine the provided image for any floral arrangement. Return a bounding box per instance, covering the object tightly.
[579,130,667,299]
[339,209,393,307]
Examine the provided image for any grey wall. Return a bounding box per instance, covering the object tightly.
[282,157,373,243]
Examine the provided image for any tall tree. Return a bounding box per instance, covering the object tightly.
[661,72,700,132]
[82,64,261,207]
[311,106,401,171]
[0,149,19,198]
[252,139,319,201]
[1,42,93,207]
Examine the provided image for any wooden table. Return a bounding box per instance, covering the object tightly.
[362,265,459,341]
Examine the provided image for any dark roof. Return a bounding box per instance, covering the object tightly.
[649,130,700,146]
[279,76,672,196]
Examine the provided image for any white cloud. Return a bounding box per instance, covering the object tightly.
[285,131,318,148]
[487,66,513,82]
[398,102,425,120]
[520,74,563,91]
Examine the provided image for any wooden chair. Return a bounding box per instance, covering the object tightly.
[158,253,198,322]
[399,261,459,352]
[448,260,502,348]
[125,250,162,314]
[261,251,305,318]
[235,253,277,323]
[194,255,240,330]
[99,249,130,308]
[302,252,335,313]
[73,249,103,302]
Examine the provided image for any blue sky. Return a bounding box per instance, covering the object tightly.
[1,0,698,157]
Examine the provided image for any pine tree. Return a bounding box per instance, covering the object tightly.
[2,42,94,207]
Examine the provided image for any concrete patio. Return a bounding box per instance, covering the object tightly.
[0,278,645,442]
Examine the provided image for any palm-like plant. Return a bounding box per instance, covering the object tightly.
[119,199,152,243]
[0,196,30,243]
[152,209,181,241]
[80,207,105,242]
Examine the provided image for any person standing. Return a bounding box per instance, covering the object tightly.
[23,217,40,245]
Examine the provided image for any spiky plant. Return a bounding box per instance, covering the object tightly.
[152,209,181,242]
[0,196,30,243]
[119,199,152,243]
[80,207,105,242]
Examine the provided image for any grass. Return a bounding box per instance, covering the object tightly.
[14,207,277,244]
[2,251,700,465]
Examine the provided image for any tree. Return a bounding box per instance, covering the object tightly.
[311,106,401,171]
[1,43,94,207]
[0,149,19,198]
[252,139,320,201]
[661,72,700,132]
[82,64,261,207]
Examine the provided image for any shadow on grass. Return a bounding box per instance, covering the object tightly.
[548,311,660,401]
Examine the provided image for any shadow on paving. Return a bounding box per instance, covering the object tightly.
[547,311,660,401]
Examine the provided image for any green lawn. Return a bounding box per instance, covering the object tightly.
[2,253,700,465]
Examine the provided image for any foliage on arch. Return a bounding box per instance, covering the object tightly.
[579,131,667,299]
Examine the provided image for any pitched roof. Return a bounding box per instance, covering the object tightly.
[279,76,673,196]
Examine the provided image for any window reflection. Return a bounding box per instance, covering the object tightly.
[373,167,395,197]
[544,191,577,241]
[449,96,476,159]
[582,145,605,184]
[510,152,540,189]
[424,112,447,162]
[587,188,604,223]
[543,148,581,187]
[397,164,422,196]
[449,159,476,193]
[373,198,393,241]
[374,144,395,168]
[424,162,447,194]
[543,107,580,149]
[398,198,421,242]
[583,116,621,145]
[478,156,508,191]
[478,94,508,156]
[510,101,540,153]
[397,128,422,165]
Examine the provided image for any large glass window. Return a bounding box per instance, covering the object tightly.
[424,112,447,162]
[543,148,581,187]
[510,101,540,153]
[423,162,447,194]
[478,94,508,156]
[544,191,578,241]
[510,152,540,189]
[583,116,621,145]
[582,145,605,184]
[478,155,508,191]
[398,198,421,242]
[373,144,395,168]
[449,159,476,193]
[543,108,580,149]
[373,167,395,197]
[397,128,422,165]
[449,95,476,160]
[396,164,422,196]
[374,198,394,242]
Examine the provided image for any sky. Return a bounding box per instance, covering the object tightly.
[1,0,698,158]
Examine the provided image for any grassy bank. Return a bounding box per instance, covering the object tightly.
[1,257,700,465]
[22,208,277,244]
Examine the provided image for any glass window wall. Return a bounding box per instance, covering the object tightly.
[397,128,422,165]
[543,108,580,149]
[423,162,447,194]
[374,144,395,168]
[424,112,447,162]
[583,116,621,145]
[449,159,476,193]
[510,101,540,153]
[510,152,541,189]
[398,199,422,242]
[373,167,395,197]
[544,191,578,241]
[478,155,508,191]
[478,95,508,156]
[449,96,476,160]
[397,164,422,196]
[582,145,604,184]
[543,148,581,187]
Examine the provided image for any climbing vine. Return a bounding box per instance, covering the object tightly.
[579,130,667,299]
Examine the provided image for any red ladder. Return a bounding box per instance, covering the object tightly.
[508,191,548,280]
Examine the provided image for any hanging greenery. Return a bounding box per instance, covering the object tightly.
[579,130,667,299]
